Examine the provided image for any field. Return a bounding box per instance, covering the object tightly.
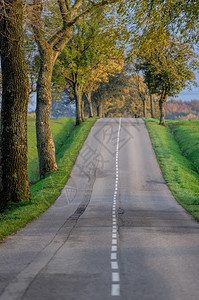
[145,118,199,221]
[0,116,96,240]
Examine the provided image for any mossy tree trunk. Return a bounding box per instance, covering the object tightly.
[0,0,31,209]
[74,83,83,125]
[87,91,93,117]
[98,102,103,118]
[36,52,58,178]
[31,0,72,177]
[30,0,118,177]
[142,99,146,117]
[150,93,154,118]
[81,100,85,122]
[159,91,168,125]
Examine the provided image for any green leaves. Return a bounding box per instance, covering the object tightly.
[135,38,198,98]
[52,10,125,95]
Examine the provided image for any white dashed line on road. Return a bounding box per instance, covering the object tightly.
[111,118,121,297]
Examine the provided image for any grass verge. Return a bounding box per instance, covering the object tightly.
[0,118,97,240]
[144,118,199,221]
[27,115,75,182]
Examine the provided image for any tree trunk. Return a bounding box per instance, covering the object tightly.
[30,0,121,178]
[74,83,83,125]
[98,102,103,118]
[159,92,168,125]
[81,100,85,122]
[87,91,93,117]
[0,0,31,209]
[150,93,154,118]
[30,1,72,178]
[36,54,57,179]
[142,99,146,117]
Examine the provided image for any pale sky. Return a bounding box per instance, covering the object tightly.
[169,73,199,101]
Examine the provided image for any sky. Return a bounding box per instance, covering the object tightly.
[171,73,199,101]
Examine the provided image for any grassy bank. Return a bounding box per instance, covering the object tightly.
[145,118,199,221]
[0,117,96,240]
[168,120,199,173]
[27,115,75,182]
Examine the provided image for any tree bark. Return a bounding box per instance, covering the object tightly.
[159,92,168,125]
[81,100,85,122]
[0,0,31,209]
[150,93,154,118]
[30,0,118,177]
[30,0,72,177]
[142,99,146,117]
[36,53,58,178]
[74,83,83,125]
[98,102,103,118]
[87,91,93,117]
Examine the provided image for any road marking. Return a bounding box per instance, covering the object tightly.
[111,284,120,296]
[110,118,121,297]
[112,239,117,245]
[112,272,120,282]
[111,261,119,269]
[111,253,117,260]
[112,245,117,251]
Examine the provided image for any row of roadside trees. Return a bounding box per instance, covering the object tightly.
[0,0,198,210]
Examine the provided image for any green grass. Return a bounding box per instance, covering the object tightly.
[0,117,96,240]
[168,120,199,173]
[27,115,75,182]
[144,118,199,221]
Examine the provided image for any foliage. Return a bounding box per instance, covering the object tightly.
[52,12,124,97]
[92,71,151,117]
[134,36,198,124]
[145,118,199,221]
[135,38,198,98]
[126,0,199,43]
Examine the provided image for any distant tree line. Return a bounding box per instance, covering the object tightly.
[165,99,199,120]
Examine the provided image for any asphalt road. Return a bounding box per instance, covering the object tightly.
[0,118,199,300]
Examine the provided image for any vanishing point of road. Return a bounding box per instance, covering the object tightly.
[0,118,199,300]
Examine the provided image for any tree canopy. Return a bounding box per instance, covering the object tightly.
[135,38,199,124]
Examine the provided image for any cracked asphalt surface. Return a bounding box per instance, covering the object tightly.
[0,118,199,300]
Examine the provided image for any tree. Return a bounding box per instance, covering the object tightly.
[133,73,149,117]
[27,0,119,178]
[52,13,124,123]
[93,71,149,117]
[126,0,199,43]
[136,39,199,124]
[149,93,154,118]
[0,0,31,210]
